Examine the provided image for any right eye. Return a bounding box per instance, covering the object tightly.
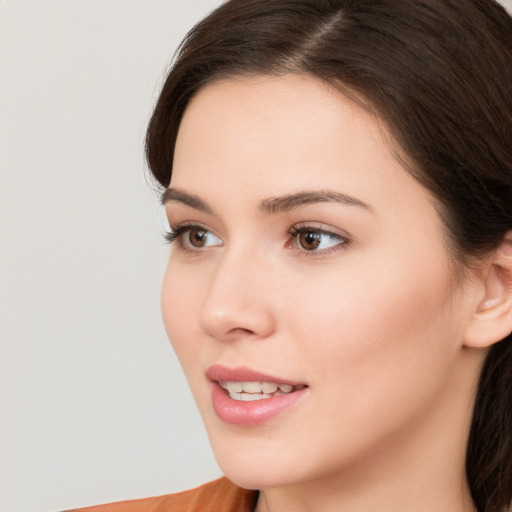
[183,227,222,249]
[165,224,223,250]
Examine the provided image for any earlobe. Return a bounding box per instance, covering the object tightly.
[464,234,512,349]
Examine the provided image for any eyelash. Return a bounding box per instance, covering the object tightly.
[164,222,211,246]
[164,223,350,255]
[164,224,193,245]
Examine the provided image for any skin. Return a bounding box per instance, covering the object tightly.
[161,74,488,511]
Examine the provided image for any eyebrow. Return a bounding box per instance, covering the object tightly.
[162,187,373,215]
[259,190,373,214]
[161,187,213,214]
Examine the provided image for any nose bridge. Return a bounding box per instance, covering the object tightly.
[199,243,276,340]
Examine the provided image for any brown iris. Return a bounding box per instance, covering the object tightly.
[188,228,208,247]
[298,231,322,250]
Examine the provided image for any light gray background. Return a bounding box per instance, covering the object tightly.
[2,1,511,511]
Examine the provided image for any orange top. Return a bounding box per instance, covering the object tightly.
[64,477,258,512]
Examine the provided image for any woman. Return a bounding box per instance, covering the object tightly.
[70,0,512,511]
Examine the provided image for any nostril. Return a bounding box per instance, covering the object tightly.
[227,327,257,336]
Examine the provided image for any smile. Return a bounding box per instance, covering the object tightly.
[218,381,306,401]
[207,366,309,426]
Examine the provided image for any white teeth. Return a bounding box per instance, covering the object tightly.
[219,380,299,400]
[226,381,243,393]
[230,392,272,401]
[261,382,278,394]
[242,381,262,393]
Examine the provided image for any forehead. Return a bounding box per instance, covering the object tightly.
[177,74,380,145]
[175,75,392,182]
[172,74,433,211]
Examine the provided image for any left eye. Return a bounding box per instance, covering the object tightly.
[290,227,346,252]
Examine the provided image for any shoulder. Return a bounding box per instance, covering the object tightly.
[63,477,258,512]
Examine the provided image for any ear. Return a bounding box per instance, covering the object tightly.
[464,233,512,348]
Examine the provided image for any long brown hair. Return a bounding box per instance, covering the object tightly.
[146,1,512,510]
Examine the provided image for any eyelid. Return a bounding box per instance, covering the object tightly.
[289,222,350,239]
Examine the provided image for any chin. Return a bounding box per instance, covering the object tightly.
[219,458,301,491]
[206,428,318,491]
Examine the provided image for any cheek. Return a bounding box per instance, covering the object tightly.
[161,263,203,367]
[285,253,460,416]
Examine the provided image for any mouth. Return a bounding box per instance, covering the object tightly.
[218,380,307,401]
[206,365,309,426]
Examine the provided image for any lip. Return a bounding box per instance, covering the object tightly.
[206,365,308,426]
[206,365,305,386]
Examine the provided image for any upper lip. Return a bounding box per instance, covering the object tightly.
[206,364,306,386]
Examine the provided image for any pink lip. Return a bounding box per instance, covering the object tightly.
[206,365,308,426]
[206,365,304,386]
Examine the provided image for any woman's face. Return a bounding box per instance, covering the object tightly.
[162,75,479,491]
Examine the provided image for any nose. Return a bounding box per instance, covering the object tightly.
[198,248,276,342]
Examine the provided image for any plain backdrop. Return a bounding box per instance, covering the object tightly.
[1,1,512,511]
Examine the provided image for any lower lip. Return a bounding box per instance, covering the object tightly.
[210,382,308,426]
